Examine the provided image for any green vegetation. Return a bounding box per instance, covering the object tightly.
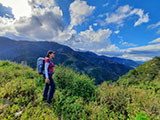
[0,56,160,120]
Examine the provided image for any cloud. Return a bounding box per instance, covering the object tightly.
[125,44,160,60]
[120,54,152,61]
[0,0,65,41]
[106,5,132,26]
[123,44,160,61]
[15,12,64,40]
[95,44,122,56]
[79,25,112,42]
[28,0,56,8]
[133,9,149,26]
[105,5,149,27]
[94,43,160,61]
[149,37,160,43]
[148,21,160,29]
[111,0,119,9]
[121,42,136,47]
[114,30,120,34]
[0,0,157,62]
[103,2,109,7]
[0,0,32,19]
[69,0,95,29]
[62,25,112,51]
[98,13,106,18]
[125,44,160,52]
[148,21,160,34]
[0,16,16,35]
[93,23,98,26]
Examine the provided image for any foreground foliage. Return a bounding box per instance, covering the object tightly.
[0,57,160,119]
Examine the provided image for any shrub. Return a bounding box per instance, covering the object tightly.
[53,64,96,102]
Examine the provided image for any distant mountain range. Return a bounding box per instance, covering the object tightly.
[98,55,141,68]
[75,50,141,68]
[0,36,141,84]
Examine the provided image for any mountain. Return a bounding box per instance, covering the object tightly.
[75,50,142,68]
[0,36,133,84]
[96,56,160,119]
[0,57,159,119]
[98,55,140,68]
[117,56,160,88]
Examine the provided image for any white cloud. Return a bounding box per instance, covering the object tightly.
[69,0,95,29]
[0,16,16,35]
[94,43,160,61]
[125,44,160,52]
[51,27,77,43]
[133,9,149,26]
[106,5,132,26]
[97,44,120,52]
[79,25,112,42]
[93,44,123,57]
[28,0,56,8]
[0,0,32,19]
[103,2,109,7]
[98,13,106,18]
[149,37,160,43]
[14,12,64,40]
[148,21,160,35]
[120,54,152,61]
[93,23,98,26]
[148,21,160,29]
[105,5,149,27]
[123,44,160,61]
[62,25,112,51]
[0,0,65,41]
[121,42,136,47]
[114,30,120,34]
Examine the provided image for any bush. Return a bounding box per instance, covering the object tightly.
[53,64,96,102]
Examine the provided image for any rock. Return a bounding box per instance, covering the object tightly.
[15,111,23,116]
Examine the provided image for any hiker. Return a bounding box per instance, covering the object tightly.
[42,50,56,104]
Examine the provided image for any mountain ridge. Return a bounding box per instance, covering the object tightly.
[0,36,137,84]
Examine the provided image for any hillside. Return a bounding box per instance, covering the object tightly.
[0,60,96,120]
[98,55,140,68]
[0,36,133,85]
[0,58,160,120]
[118,56,160,89]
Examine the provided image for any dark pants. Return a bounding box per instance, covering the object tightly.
[43,73,55,103]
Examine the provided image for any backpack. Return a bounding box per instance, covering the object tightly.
[37,57,45,75]
[37,57,52,75]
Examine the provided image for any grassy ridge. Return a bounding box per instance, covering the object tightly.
[0,57,160,120]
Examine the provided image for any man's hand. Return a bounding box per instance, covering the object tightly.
[45,78,50,83]
[52,74,54,78]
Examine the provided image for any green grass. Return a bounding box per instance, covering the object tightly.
[0,57,160,120]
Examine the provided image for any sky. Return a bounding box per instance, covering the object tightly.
[0,0,160,61]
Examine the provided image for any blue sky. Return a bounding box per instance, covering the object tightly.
[0,0,160,61]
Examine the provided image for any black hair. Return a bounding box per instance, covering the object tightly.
[45,50,56,57]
